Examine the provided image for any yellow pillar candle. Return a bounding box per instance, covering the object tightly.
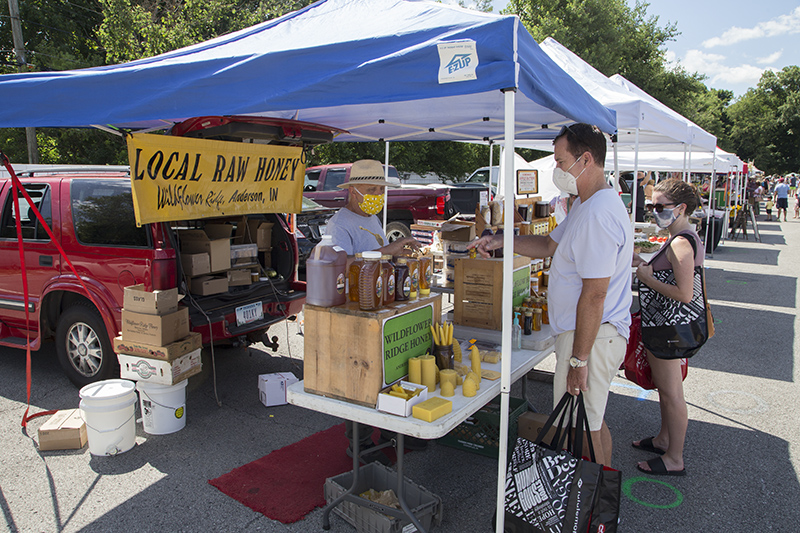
[466,371,481,390]
[408,356,422,385]
[439,369,458,391]
[420,354,437,392]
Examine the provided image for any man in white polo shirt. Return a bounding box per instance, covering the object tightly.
[470,123,632,466]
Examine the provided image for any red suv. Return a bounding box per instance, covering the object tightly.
[0,117,341,386]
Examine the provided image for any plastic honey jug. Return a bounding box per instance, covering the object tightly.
[306,234,347,307]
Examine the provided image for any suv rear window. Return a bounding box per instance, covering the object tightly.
[0,183,52,241]
[71,179,149,247]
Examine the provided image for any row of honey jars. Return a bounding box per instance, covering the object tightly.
[350,252,433,310]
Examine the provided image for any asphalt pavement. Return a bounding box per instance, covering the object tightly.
[2,210,799,532]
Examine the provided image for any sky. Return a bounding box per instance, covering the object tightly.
[454,0,800,98]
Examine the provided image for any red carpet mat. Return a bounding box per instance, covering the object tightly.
[208,423,399,524]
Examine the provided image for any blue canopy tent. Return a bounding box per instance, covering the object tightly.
[0,1,617,530]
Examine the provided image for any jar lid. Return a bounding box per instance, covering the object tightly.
[362,251,382,260]
[396,257,408,264]
[381,254,392,260]
[533,308,542,314]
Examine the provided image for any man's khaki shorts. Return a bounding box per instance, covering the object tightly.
[553,323,626,432]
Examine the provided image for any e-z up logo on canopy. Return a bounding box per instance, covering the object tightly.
[126,133,305,225]
[437,40,478,84]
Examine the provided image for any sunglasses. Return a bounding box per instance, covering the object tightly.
[646,203,677,213]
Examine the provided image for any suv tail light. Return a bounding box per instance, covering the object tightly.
[436,194,448,215]
[152,258,177,290]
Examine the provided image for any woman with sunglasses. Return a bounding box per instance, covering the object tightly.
[631,179,704,477]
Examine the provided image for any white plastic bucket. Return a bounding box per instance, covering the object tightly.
[79,379,137,456]
[136,380,188,435]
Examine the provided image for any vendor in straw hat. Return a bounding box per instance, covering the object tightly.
[326,159,421,257]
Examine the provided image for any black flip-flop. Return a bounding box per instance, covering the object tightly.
[636,456,685,477]
[632,437,666,455]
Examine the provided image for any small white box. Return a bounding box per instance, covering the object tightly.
[118,348,202,385]
[258,372,299,407]
[376,381,429,417]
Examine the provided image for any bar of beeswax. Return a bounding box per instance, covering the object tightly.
[412,397,453,422]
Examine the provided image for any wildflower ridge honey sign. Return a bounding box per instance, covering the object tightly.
[126,133,305,225]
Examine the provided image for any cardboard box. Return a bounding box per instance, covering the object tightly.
[121,307,190,346]
[376,381,428,417]
[454,255,530,330]
[190,275,228,296]
[235,219,274,251]
[38,409,87,451]
[118,348,202,386]
[517,411,559,445]
[114,331,202,362]
[123,284,180,316]
[258,372,299,407]
[181,253,211,277]
[227,268,253,287]
[179,227,231,273]
[230,243,258,265]
[440,220,476,242]
[304,294,442,407]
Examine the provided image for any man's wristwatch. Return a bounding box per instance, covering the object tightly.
[569,356,588,368]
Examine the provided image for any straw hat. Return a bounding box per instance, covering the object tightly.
[337,159,399,188]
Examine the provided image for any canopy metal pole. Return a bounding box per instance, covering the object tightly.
[494,87,516,533]
[631,128,640,226]
[705,147,717,258]
[613,141,620,192]
[383,141,389,230]
[683,146,688,181]
[687,144,693,183]
[489,141,495,200]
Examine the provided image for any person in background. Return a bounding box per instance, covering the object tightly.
[470,123,632,466]
[790,174,797,197]
[642,172,655,203]
[326,159,421,459]
[631,179,705,477]
[773,177,790,222]
[765,195,774,221]
[793,193,799,220]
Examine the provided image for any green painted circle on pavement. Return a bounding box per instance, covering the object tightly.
[622,476,683,509]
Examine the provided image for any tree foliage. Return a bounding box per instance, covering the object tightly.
[727,67,800,174]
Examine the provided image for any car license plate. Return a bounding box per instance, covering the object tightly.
[236,302,263,326]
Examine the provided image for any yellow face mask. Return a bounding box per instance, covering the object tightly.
[354,188,385,215]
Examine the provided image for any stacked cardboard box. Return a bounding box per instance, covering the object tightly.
[116,284,202,386]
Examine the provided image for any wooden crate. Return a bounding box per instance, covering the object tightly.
[303,294,442,407]
[454,255,530,330]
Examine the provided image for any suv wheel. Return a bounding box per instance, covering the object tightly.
[385,221,412,243]
[56,303,116,387]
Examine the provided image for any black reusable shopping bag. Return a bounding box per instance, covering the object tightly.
[504,393,620,533]
[639,232,712,360]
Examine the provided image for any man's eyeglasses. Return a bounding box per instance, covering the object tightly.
[645,203,676,213]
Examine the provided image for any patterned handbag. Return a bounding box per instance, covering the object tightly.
[638,232,711,360]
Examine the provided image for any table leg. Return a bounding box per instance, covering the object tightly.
[394,433,427,533]
[322,421,362,530]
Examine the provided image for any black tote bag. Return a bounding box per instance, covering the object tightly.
[638,232,710,360]
[504,393,620,533]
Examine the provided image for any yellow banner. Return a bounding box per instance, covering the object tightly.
[126,133,305,225]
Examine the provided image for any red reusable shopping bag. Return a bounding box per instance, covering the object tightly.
[624,312,687,390]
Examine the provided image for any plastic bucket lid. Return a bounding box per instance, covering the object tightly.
[79,379,136,404]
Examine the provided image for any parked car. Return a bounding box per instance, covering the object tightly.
[303,163,456,241]
[0,116,342,386]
